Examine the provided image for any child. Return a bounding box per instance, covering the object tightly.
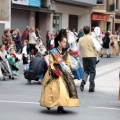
[8,44,14,53]
[35,39,43,52]
[22,40,29,71]
[49,34,55,49]
[7,48,19,79]
[39,45,49,66]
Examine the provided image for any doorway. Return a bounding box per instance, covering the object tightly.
[107,22,111,31]
[69,15,78,32]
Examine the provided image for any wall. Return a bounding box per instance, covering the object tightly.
[0,0,10,21]
[51,3,90,32]
[92,0,107,12]
[38,13,49,45]
[11,9,29,33]
[78,14,91,31]
[73,0,97,4]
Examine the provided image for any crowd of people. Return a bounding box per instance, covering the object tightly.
[0,25,120,113]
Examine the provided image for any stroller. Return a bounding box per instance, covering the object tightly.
[0,56,12,80]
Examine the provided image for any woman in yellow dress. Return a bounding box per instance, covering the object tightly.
[111,32,119,56]
[118,72,120,100]
[39,35,79,113]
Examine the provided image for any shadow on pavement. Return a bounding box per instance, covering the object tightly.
[40,109,77,115]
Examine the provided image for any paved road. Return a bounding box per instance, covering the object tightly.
[0,56,120,120]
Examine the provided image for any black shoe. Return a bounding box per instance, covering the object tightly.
[27,80,31,84]
[47,107,50,110]
[89,89,95,92]
[80,81,85,92]
[12,77,14,80]
[100,54,103,58]
[57,106,67,113]
[2,77,5,81]
[9,76,11,79]
[96,60,100,64]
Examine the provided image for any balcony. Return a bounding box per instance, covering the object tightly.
[52,0,97,7]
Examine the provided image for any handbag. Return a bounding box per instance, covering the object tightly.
[24,61,41,80]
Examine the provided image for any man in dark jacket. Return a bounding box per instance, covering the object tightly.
[29,52,48,84]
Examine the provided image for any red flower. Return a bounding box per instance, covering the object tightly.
[73,51,78,55]
[22,54,25,57]
[110,41,114,46]
[53,70,60,77]
[12,54,17,59]
[31,49,34,54]
[50,45,54,49]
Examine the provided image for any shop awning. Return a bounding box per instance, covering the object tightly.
[11,4,55,14]
[91,14,108,21]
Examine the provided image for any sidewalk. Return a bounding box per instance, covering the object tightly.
[74,56,120,95]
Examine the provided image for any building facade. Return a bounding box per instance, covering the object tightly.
[49,0,97,34]
[11,0,97,44]
[11,0,54,45]
[92,0,115,32]
[0,0,11,44]
[114,0,120,31]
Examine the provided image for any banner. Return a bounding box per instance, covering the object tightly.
[91,14,108,21]
[12,0,41,7]
[12,0,28,6]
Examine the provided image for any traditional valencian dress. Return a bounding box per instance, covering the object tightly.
[118,73,120,100]
[40,48,79,108]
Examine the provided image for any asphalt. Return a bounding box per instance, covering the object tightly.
[0,55,120,120]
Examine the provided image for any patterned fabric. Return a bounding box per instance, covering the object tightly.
[7,55,19,76]
[118,73,120,100]
[54,63,78,99]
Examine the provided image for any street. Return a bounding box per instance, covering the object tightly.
[0,56,120,120]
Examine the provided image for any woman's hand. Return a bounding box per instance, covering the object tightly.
[71,74,74,79]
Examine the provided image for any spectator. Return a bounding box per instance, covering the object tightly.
[28,51,48,84]
[101,32,110,58]
[78,29,84,40]
[72,28,78,38]
[12,29,22,53]
[46,30,51,50]
[2,28,12,50]
[36,28,42,40]
[21,26,29,45]
[22,40,29,71]
[29,27,38,57]
[35,39,43,52]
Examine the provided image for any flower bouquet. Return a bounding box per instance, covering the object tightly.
[110,41,114,46]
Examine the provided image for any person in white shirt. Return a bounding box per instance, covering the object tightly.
[22,40,29,71]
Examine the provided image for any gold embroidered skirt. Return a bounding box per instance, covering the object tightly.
[39,71,79,108]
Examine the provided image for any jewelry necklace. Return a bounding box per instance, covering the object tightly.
[57,47,62,53]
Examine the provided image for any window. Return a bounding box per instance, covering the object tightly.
[53,13,62,34]
[97,0,104,4]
